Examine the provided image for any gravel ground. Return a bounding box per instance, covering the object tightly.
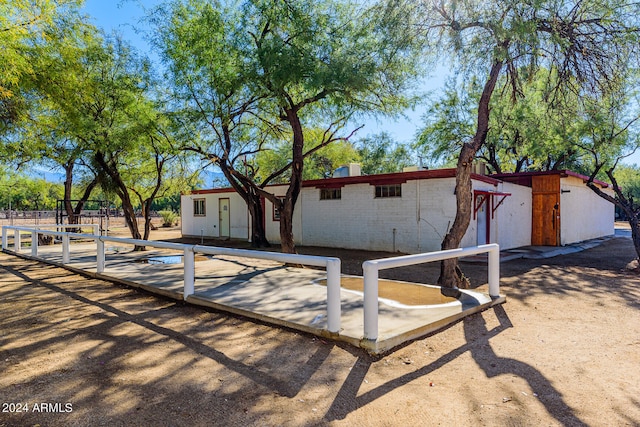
[1,225,639,426]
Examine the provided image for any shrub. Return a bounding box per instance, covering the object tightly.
[158,210,179,227]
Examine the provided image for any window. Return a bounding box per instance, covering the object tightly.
[193,198,206,216]
[320,188,341,200]
[375,184,402,198]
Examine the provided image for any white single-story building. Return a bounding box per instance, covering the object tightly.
[181,167,614,253]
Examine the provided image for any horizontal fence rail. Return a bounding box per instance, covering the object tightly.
[1,225,342,333]
[3,225,502,343]
[362,244,500,340]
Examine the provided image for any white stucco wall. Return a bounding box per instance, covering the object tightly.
[263,185,303,245]
[560,176,615,245]
[494,181,532,250]
[180,191,249,239]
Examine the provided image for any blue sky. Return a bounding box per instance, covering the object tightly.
[82,0,639,167]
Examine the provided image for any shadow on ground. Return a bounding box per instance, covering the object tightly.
[1,235,638,425]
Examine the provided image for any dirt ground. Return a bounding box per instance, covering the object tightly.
[1,223,639,426]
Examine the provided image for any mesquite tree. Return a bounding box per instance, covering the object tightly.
[577,81,640,260]
[417,0,640,288]
[153,0,419,253]
[415,71,585,173]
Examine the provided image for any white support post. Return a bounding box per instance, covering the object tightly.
[363,261,379,340]
[2,227,7,250]
[183,247,195,300]
[14,230,21,252]
[488,245,500,298]
[325,258,341,334]
[62,234,70,264]
[31,231,38,257]
[96,238,105,273]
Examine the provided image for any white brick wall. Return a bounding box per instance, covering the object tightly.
[181,173,611,252]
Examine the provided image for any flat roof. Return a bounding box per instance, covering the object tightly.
[188,168,501,195]
[491,169,610,189]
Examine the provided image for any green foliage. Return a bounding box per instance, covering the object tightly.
[158,210,179,227]
[253,131,415,181]
[415,70,607,174]
[0,0,81,98]
[152,0,421,251]
[0,0,85,154]
[151,194,182,212]
[614,164,640,203]
[355,132,414,174]
[414,77,477,168]
[253,128,360,183]
[0,172,63,211]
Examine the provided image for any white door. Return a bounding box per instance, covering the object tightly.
[477,197,489,245]
[219,198,230,238]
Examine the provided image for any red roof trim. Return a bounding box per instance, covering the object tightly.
[303,168,502,188]
[563,170,610,188]
[186,168,503,195]
[314,182,346,189]
[187,188,237,195]
[491,170,610,188]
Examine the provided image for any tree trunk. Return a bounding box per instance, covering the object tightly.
[142,199,152,241]
[62,161,98,232]
[247,193,270,248]
[63,163,79,227]
[120,195,143,250]
[587,172,640,262]
[438,59,504,288]
[438,142,475,289]
[279,198,296,253]
[279,108,305,254]
[94,152,144,250]
[218,163,270,248]
[629,215,640,261]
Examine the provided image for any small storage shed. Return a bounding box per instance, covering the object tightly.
[491,170,615,246]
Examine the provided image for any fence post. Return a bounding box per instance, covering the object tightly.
[362,261,379,340]
[14,229,20,252]
[325,258,341,334]
[2,227,7,250]
[31,231,38,257]
[62,234,70,264]
[96,238,105,273]
[183,247,195,300]
[488,244,500,298]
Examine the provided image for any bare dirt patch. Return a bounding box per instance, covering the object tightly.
[1,229,639,426]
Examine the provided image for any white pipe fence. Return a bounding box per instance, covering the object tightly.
[2,225,502,342]
[1,225,342,334]
[362,244,500,340]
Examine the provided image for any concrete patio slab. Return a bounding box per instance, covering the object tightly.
[2,241,504,354]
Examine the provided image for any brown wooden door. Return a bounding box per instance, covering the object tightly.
[531,175,560,246]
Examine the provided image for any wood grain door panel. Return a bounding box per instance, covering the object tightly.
[531,175,560,246]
